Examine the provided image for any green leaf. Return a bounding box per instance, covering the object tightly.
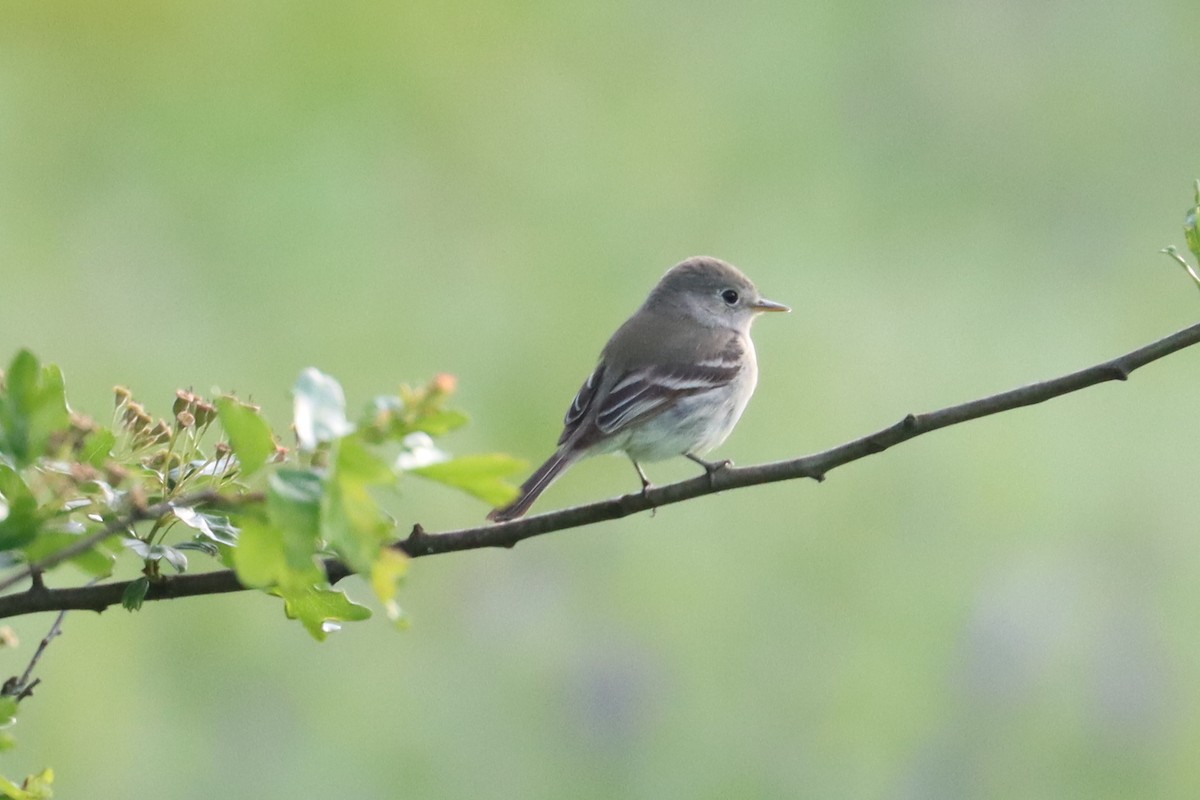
[23,532,114,578]
[232,520,365,639]
[0,773,35,800]
[231,520,283,588]
[7,769,53,800]
[370,547,409,626]
[293,368,354,451]
[80,428,116,469]
[172,507,239,546]
[1185,179,1200,263]
[336,435,393,485]
[281,585,371,641]
[122,539,188,571]
[173,540,219,557]
[122,577,150,611]
[216,397,275,477]
[268,470,322,570]
[0,468,39,551]
[160,546,187,572]
[320,438,393,573]
[407,408,469,437]
[370,547,408,603]
[0,351,70,466]
[25,771,52,799]
[0,775,24,800]
[412,453,525,506]
[231,519,323,591]
[0,697,18,728]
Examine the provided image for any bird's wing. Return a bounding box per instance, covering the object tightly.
[559,362,606,445]
[559,318,746,444]
[592,359,742,435]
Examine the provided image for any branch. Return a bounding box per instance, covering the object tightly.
[0,560,354,617]
[0,320,1197,620]
[404,318,1200,554]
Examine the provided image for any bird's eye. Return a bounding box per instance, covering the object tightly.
[721,289,740,306]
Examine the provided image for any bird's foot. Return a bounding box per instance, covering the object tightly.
[686,454,731,488]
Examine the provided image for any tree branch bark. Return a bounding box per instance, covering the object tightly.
[1,320,1197,620]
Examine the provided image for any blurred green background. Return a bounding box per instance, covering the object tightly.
[2,1,1200,797]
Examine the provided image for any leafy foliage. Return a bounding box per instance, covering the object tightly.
[1186,180,1200,264]
[0,767,52,800]
[0,351,523,787]
[1164,179,1200,288]
[0,353,519,630]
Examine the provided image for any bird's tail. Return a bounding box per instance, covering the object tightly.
[487,447,582,522]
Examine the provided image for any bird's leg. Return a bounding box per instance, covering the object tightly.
[627,455,652,493]
[686,453,731,488]
[627,456,657,516]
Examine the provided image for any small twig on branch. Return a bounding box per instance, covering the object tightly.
[0,320,1197,620]
[2,606,69,701]
[1163,246,1200,290]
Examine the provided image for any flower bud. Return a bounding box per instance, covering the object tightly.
[173,390,193,417]
[149,419,172,445]
[70,462,99,483]
[194,401,217,427]
[104,461,130,486]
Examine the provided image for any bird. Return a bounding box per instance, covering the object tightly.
[487,256,789,522]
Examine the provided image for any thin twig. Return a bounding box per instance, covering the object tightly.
[1163,246,1200,290]
[0,320,1196,620]
[1,606,69,701]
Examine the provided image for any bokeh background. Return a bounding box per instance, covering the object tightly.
[3,2,1200,797]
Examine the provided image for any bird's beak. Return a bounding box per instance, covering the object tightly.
[752,298,790,313]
